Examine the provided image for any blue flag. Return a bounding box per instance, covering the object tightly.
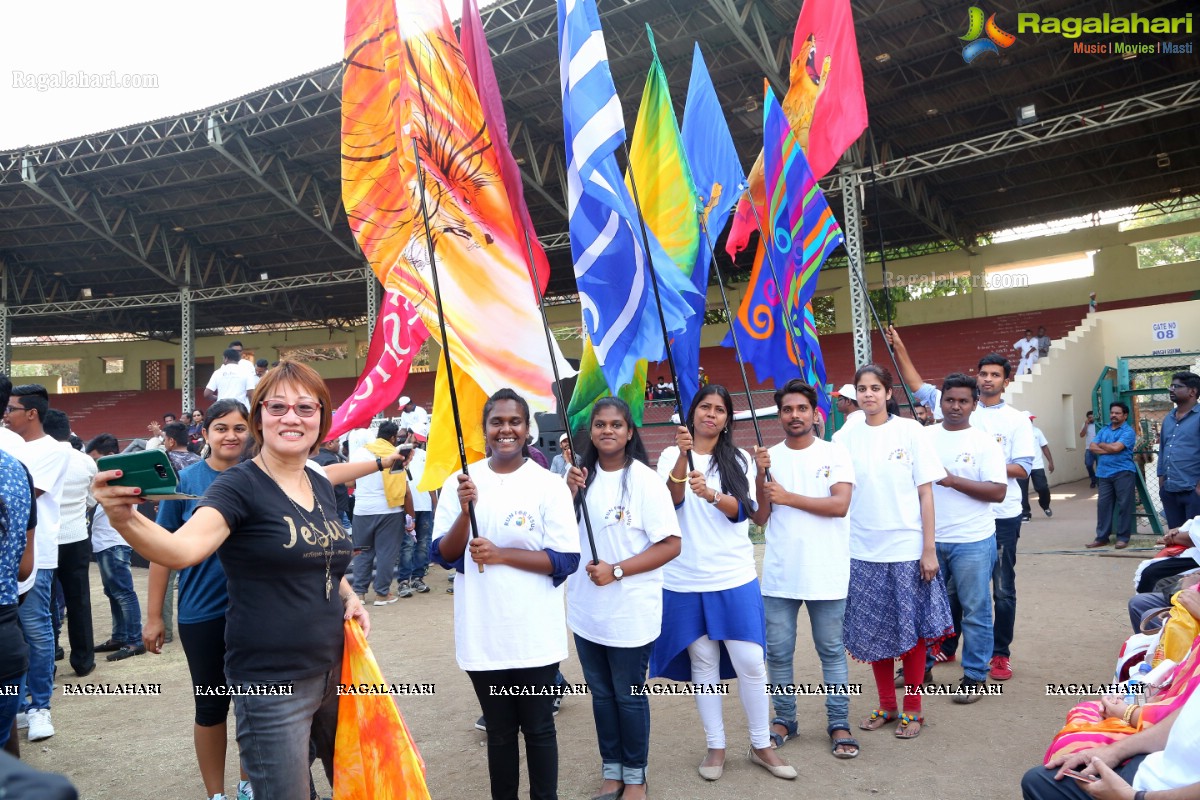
[679,43,746,413]
[725,85,841,415]
[557,0,696,392]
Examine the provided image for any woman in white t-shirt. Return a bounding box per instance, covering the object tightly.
[650,385,797,782]
[832,365,952,740]
[565,397,681,800]
[431,388,580,800]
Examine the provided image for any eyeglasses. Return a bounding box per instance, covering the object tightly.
[4,405,28,414]
[261,400,322,418]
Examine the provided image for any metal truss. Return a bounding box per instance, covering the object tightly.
[8,269,365,317]
[847,80,1200,186]
[840,168,871,368]
[702,0,786,94]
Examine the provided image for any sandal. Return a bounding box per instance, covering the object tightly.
[829,730,860,759]
[895,712,924,739]
[768,717,797,749]
[859,709,898,731]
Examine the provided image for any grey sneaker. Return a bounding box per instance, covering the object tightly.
[952,676,987,704]
[411,578,430,594]
[397,581,414,598]
[475,715,487,732]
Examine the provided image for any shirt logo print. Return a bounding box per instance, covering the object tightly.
[954,452,974,465]
[814,465,832,479]
[503,511,536,530]
[606,505,630,524]
[888,448,912,465]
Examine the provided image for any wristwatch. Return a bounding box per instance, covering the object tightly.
[612,564,624,581]
[709,490,722,506]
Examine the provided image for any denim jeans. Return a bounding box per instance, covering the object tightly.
[928,538,996,680]
[95,546,142,645]
[1084,451,1096,485]
[396,511,433,583]
[763,595,850,732]
[0,678,21,749]
[233,667,338,800]
[1096,471,1137,542]
[992,516,1022,659]
[573,634,652,784]
[468,662,559,800]
[17,568,55,711]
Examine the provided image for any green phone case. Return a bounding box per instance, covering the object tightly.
[97,450,200,500]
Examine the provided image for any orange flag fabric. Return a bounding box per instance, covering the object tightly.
[333,620,431,800]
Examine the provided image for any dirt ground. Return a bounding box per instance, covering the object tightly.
[21,478,1163,799]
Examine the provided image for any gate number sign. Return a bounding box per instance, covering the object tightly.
[1152,321,1178,341]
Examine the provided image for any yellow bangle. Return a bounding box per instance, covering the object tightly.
[1122,704,1137,726]
[668,472,688,484]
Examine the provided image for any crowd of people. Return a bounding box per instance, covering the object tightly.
[2,335,1198,799]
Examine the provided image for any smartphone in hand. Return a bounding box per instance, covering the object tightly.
[1063,769,1099,783]
[97,451,199,500]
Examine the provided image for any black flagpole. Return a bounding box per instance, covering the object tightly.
[694,202,771,482]
[741,188,835,413]
[620,140,695,472]
[845,255,919,415]
[518,227,599,565]
[410,138,484,573]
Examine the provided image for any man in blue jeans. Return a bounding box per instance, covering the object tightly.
[1086,402,1139,549]
[968,356,1034,682]
[6,384,70,743]
[751,379,858,758]
[923,375,1008,699]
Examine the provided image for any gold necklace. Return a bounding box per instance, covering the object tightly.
[260,457,335,600]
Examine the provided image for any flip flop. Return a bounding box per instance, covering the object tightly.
[895,712,924,739]
[859,709,898,731]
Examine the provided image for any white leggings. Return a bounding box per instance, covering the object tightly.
[686,635,770,750]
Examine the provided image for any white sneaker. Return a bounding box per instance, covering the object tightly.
[26,708,54,741]
[208,794,228,800]
[16,711,27,729]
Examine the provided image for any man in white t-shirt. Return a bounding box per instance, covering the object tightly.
[228,340,257,381]
[397,396,431,439]
[204,348,251,403]
[1023,643,1200,799]
[833,383,864,429]
[752,379,858,757]
[6,384,71,742]
[1013,329,1037,376]
[1079,410,1097,488]
[970,355,1035,681]
[923,374,1007,700]
[1020,417,1055,521]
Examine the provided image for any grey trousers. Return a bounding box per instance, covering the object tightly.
[349,512,404,596]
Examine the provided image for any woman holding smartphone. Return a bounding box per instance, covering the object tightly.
[94,362,374,799]
[431,388,580,800]
[565,398,681,800]
[650,385,796,782]
[832,364,951,739]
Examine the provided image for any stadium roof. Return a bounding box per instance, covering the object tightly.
[1,0,1197,339]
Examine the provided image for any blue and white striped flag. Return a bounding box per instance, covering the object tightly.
[557,0,696,392]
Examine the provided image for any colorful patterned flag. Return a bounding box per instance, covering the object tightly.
[339,0,570,488]
[557,0,697,394]
[726,0,867,255]
[678,43,746,413]
[725,85,841,412]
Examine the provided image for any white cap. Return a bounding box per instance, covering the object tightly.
[398,395,411,406]
[835,384,857,401]
[559,432,570,443]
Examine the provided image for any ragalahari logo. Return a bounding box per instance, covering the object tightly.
[961,7,1017,62]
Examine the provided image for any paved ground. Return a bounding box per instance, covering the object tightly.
[20,478,1164,799]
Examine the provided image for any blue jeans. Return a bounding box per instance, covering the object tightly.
[574,635,652,784]
[993,516,1022,659]
[0,679,20,749]
[95,546,142,645]
[928,538,996,681]
[396,511,433,582]
[763,595,850,733]
[1084,451,1096,485]
[18,568,55,712]
[233,667,339,800]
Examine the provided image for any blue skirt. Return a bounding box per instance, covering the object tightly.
[649,579,767,682]
[842,559,954,663]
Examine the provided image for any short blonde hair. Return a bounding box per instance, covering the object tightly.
[248,360,333,454]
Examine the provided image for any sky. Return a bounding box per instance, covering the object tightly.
[2,0,346,150]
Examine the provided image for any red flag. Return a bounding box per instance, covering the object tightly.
[460,0,550,294]
[726,0,867,255]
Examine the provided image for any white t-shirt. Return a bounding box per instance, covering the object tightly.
[18,433,71,593]
[206,363,250,401]
[970,402,1037,519]
[432,459,579,671]
[927,425,1007,544]
[1133,687,1200,792]
[833,416,946,562]
[760,438,855,601]
[656,447,758,592]
[57,447,97,545]
[90,505,128,553]
[350,444,404,516]
[567,460,681,647]
[0,427,25,455]
[1083,422,1096,447]
[1014,337,1035,357]
[406,448,433,513]
[237,358,257,380]
[1031,426,1048,470]
[400,406,430,437]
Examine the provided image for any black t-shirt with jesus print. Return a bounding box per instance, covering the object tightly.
[199,460,352,682]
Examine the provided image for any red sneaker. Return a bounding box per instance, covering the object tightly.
[989,656,1013,681]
